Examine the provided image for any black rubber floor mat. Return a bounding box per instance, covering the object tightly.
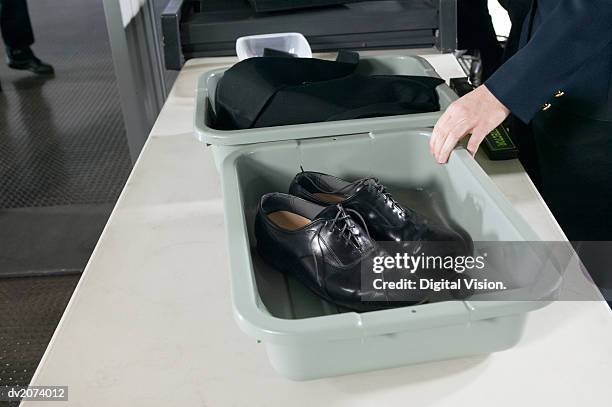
[0,275,79,404]
[0,0,131,209]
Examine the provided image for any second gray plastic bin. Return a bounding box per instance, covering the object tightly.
[218,128,558,380]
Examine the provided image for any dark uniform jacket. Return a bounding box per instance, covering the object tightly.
[486,0,612,123]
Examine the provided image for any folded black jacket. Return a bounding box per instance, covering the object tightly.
[213,52,445,130]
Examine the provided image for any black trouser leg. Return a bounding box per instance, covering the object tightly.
[532,108,612,305]
[532,109,612,241]
[0,0,35,50]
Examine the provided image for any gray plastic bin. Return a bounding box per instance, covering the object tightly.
[218,128,557,380]
[194,55,457,151]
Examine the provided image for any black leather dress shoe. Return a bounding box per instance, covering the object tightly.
[289,171,472,256]
[6,47,54,75]
[255,193,428,312]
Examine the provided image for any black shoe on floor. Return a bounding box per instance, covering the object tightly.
[289,171,472,256]
[6,47,54,75]
[255,193,429,312]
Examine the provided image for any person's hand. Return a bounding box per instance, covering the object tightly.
[430,84,510,163]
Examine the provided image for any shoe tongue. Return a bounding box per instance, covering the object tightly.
[358,178,378,190]
[314,204,361,231]
[347,178,377,199]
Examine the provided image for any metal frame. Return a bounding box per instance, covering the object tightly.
[161,0,185,71]
[437,0,458,52]
[161,0,458,70]
[103,0,174,162]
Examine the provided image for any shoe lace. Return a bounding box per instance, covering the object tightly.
[361,177,406,216]
[328,204,370,248]
[309,205,371,289]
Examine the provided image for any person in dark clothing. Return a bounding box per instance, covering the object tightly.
[457,0,531,81]
[497,0,532,60]
[0,0,53,75]
[457,0,503,81]
[432,0,612,301]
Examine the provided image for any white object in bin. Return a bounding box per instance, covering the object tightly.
[235,32,312,61]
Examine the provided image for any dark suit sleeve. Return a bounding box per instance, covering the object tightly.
[485,0,612,123]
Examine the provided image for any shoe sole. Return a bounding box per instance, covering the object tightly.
[256,240,425,312]
[8,62,54,75]
[256,240,355,310]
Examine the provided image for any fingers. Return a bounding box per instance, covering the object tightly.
[434,115,472,164]
[430,110,452,155]
[431,102,473,163]
[466,127,489,156]
[435,119,472,163]
[438,126,489,163]
[430,84,511,163]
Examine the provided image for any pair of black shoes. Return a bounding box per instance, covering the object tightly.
[255,171,471,312]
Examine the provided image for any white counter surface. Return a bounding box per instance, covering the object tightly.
[23,52,612,406]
